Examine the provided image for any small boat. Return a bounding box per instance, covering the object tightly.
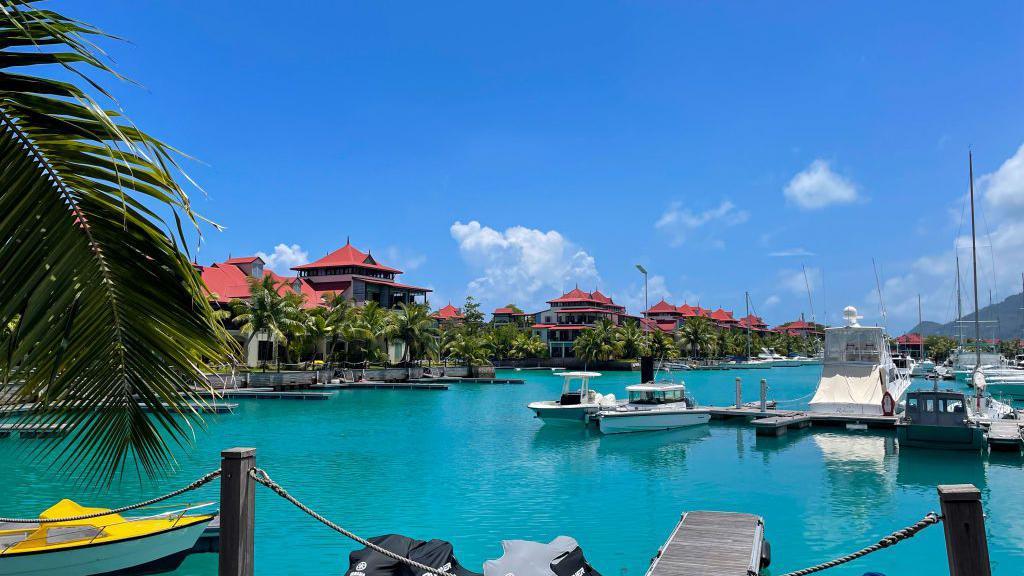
[896,389,985,450]
[595,382,710,434]
[527,371,617,426]
[891,354,917,380]
[910,358,936,377]
[0,499,214,576]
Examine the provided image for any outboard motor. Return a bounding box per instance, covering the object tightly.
[483,537,601,576]
[347,535,480,576]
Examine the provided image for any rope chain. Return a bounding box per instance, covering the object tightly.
[249,467,454,576]
[0,469,221,524]
[779,512,942,576]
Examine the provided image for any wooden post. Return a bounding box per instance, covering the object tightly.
[220,447,256,576]
[937,484,990,576]
[734,377,742,409]
[759,378,767,412]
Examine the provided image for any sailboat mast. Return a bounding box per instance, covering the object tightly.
[918,293,924,360]
[969,152,983,377]
[802,265,815,324]
[956,255,963,343]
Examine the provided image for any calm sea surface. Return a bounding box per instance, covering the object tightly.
[2,366,1022,575]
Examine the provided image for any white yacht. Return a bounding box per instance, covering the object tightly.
[527,371,617,425]
[910,359,936,377]
[595,382,710,434]
[808,306,912,416]
[891,354,917,380]
[952,345,1006,382]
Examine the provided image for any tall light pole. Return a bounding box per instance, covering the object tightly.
[636,264,648,313]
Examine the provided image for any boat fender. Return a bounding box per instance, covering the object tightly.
[881,391,895,416]
[760,539,771,568]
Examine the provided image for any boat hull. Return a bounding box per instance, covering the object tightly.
[528,402,601,425]
[983,382,1024,399]
[0,520,209,576]
[597,410,710,434]
[896,423,985,451]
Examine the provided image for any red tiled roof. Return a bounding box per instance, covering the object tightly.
[493,307,517,314]
[777,320,816,330]
[356,276,431,293]
[555,307,614,314]
[531,323,555,329]
[646,299,680,314]
[710,308,738,323]
[895,333,924,345]
[548,288,624,309]
[224,256,263,265]
[433,303,463,320]
[200,263,254,303]
[292,240,401,273]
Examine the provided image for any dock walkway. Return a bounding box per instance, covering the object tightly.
[986,420,1023,451]
[334,381,448,390]
[647,511,766,576]
[705,405,898,436]
[192,388,334,400]
[0,423,73,438]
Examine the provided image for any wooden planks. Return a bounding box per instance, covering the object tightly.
[647,511,764,576]
[986,421,1023,451]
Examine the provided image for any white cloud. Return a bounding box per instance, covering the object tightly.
[769,248,816,257]
[384,246,426,272]
[450,221,599,312]
[655,200,749,247]
[784,160,859,210]
[763,295,781,308]
[982,143,1024,217]
[257,243,308,273]
[777,267,820,295]
[614,274,679,315]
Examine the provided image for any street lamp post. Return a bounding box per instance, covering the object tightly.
[636,264,648,313]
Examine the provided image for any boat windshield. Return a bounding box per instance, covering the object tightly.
[825,327,882,363]
[628,389,684,404]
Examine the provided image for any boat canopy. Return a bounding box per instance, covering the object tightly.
[626,384,687,404]
[556,371,601,396]
[809,363,886,414]
[824,326,884,364]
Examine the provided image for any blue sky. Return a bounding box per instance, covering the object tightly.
[64,1,1024,331]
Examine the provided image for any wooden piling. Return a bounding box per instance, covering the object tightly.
[937,484,990,576]
[734,377,742,409]
[220,447,256,576]
[759,378,767,412]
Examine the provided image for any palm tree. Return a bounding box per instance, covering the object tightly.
[648,330,679,360]
[573,320,620,367]
[677,317,716,360]
[354,302,395,364]
[392,302,438,363]
[615,320,647,359]
[0,3,232,478]
[301,307,331,362]
[230,276,303,367]
[510,331,547,360]
[323,293,355,362]
[448,332,491,376]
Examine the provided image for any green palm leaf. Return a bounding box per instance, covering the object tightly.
[0,1,231,481]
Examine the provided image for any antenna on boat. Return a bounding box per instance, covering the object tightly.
[872,258,887,328]
[821,269,829,327]
[802,264,815,324]
[918,294,925,361]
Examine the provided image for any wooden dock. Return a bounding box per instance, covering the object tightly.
[192,388,334,400]
[985,421,1023,451]
[0,423,73,438]
[411,377,524,384]
[705,405,898,436]
[335,381,448,390]
[647,511,767,576]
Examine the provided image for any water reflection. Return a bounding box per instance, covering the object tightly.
[529,425,711,473]
[895,448,987,491]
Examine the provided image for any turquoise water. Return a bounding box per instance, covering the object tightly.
[2,366,1022,575]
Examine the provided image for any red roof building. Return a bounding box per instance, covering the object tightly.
[291,239,430,308]
[532,288,630,358]
[432,303,464,324]
[774,319,824,337]
[737,314,770,332]
[643,301,744,331]
[492,306,535,326]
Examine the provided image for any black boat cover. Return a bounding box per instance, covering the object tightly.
[483,537,602,576]
[346,535,481,576]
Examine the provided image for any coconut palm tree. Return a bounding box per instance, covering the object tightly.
[353,302,396,364]
[448,332,491,376]
[615,320,647,359]
[676,317,716,359]
[573,320,621,367]
[0,3,232,478]
[392,302,438,363]
[510,332,547,360]
[230,276,303,367]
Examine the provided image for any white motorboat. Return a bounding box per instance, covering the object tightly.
[595,382,710,434]
[527,371,617,425]
[808,306,912,416]
[892,354,917,380]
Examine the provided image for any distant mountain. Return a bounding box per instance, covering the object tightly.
[909,292,1024,340]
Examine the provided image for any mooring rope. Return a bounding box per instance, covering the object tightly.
[779,512,942,576]
[249,467,455,576]
[773,390,818,405]
[0,470,221,524]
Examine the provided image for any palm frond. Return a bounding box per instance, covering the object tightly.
[0,1,231,482]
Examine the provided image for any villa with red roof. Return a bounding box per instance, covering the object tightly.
[432,303,464,326]
[198,239,431,365]
[642,300,747,333]
[894,332,925,359]
[492,306,535,326]
[531,288,634,357]
[773,319,824,337]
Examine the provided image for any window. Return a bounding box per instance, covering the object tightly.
[907,397,918,410]
[925,399,935,412]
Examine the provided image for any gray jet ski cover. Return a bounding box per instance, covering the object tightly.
[483,536,601,576]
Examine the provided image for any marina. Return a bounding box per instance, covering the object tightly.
[2,366,1021,575]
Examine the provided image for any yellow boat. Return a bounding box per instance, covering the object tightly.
[0,499,214,576]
